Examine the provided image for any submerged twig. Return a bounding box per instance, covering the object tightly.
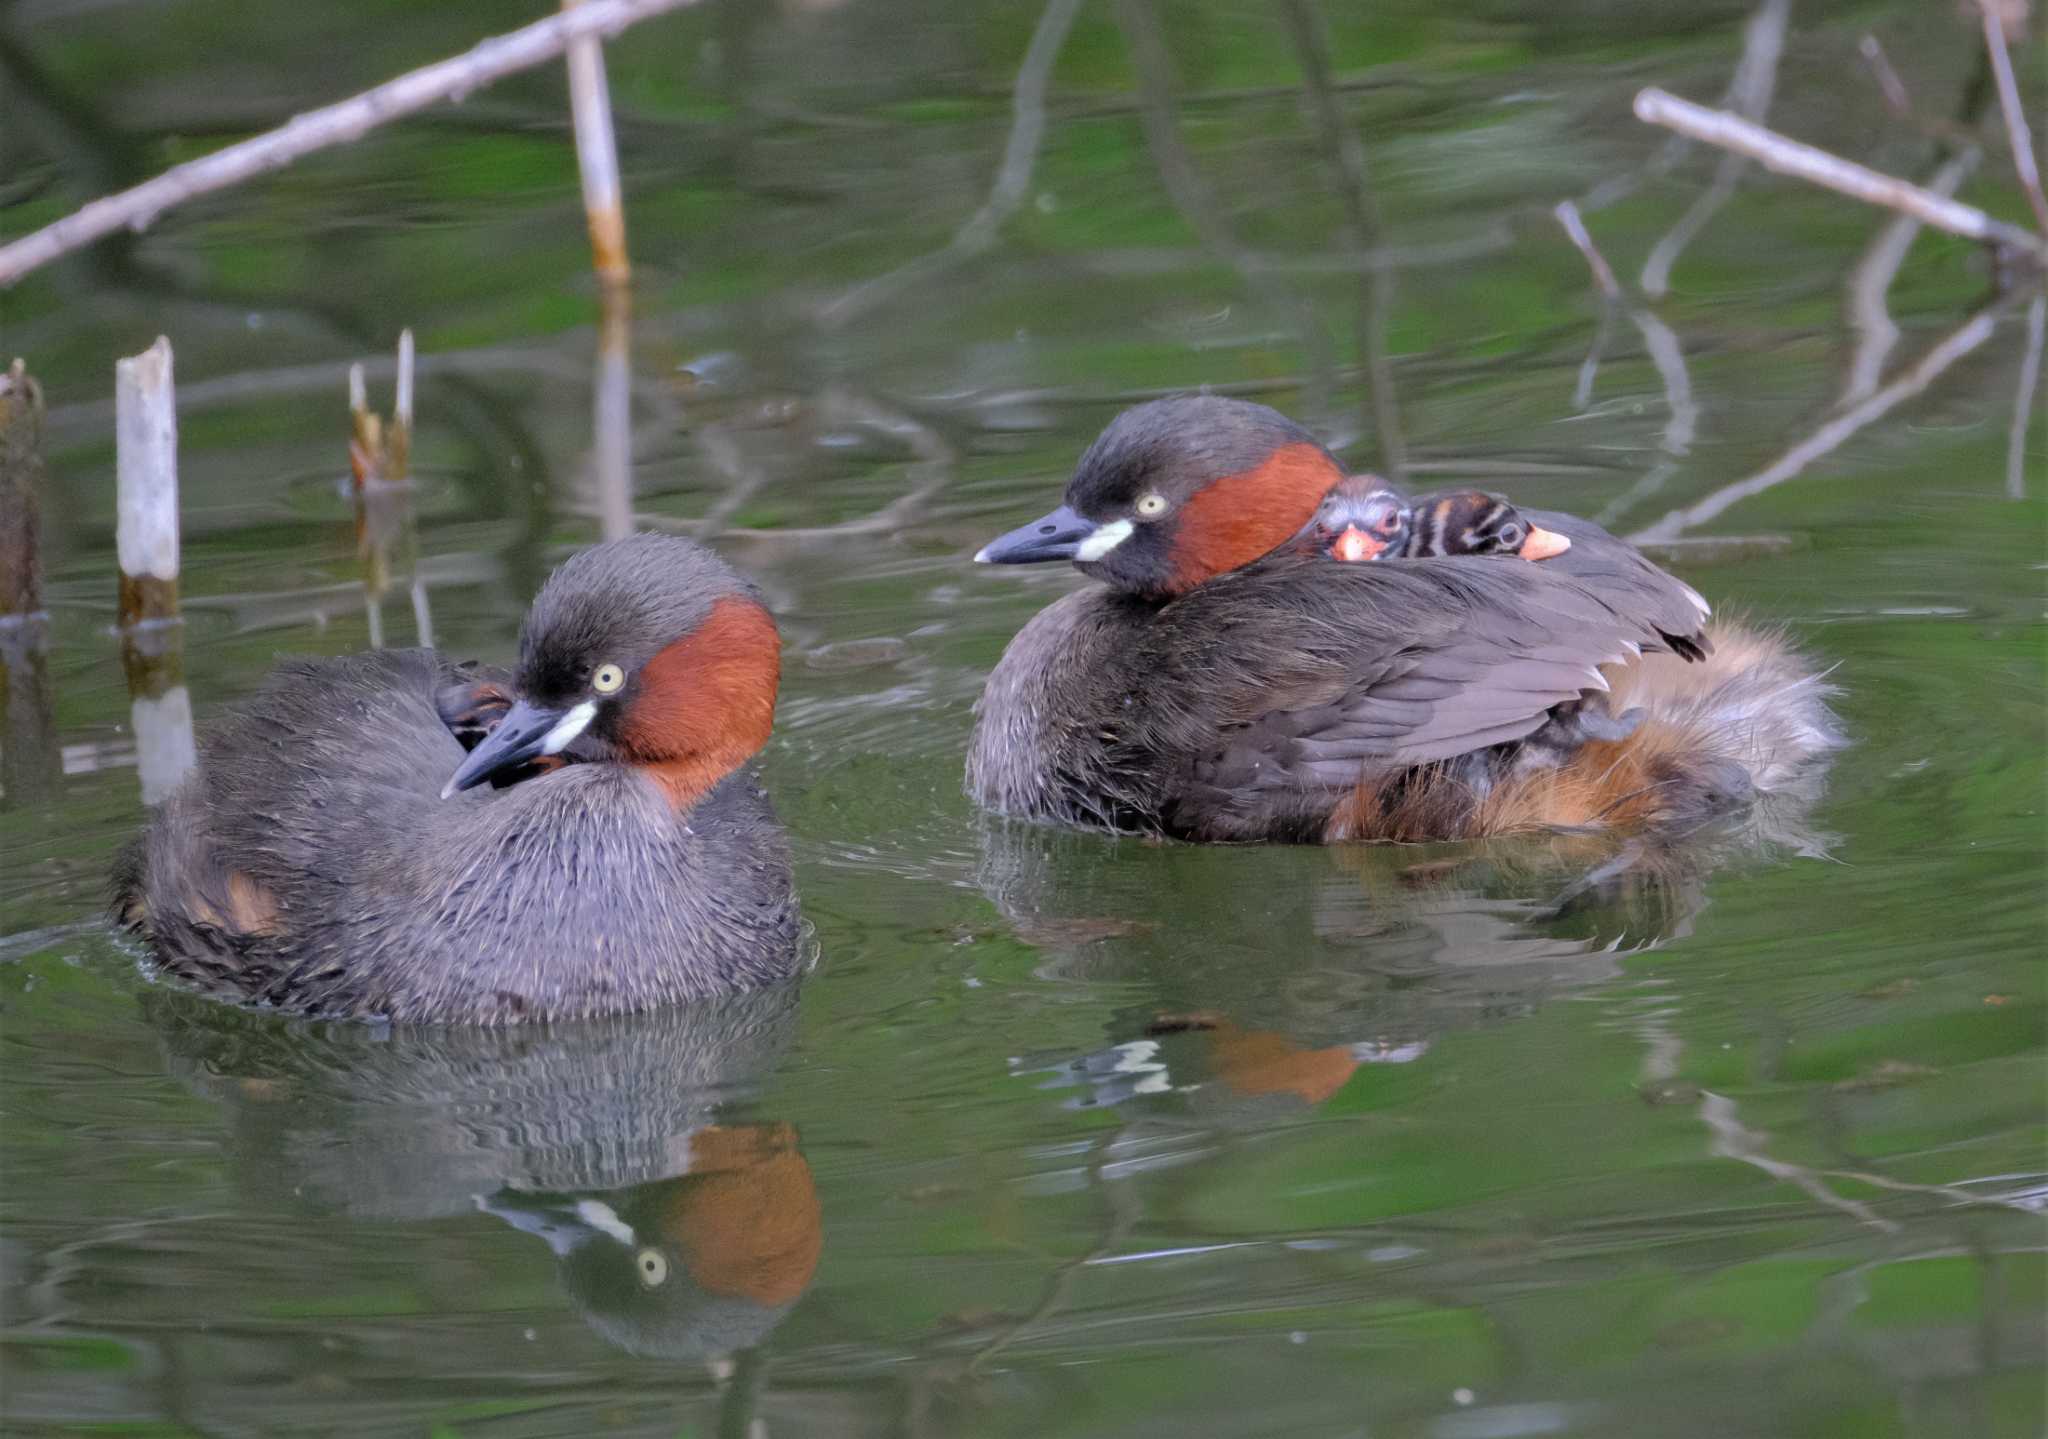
[1699,1091,1899,1234]
[1115,0,1335,418]
[0,0,704,286]
[1553,202,1621,414]
[1553,200,1621,302]
[1857,34,1913,121]
[1979,3,2048,240]
[1841,150,1980,406]
[1552,202,1695,525]
[1632,87,2048,263]
[1639,0,1789,299]
[2008,294,2044,501]
[1632,303,2004,541]
[1282,0,1405,481]
[820,0,1082,329]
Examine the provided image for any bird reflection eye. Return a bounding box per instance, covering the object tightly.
[1134,493,1169,518]
[1498,524,1522,546]
[592,662,626,695]
[634,1247,669,1288]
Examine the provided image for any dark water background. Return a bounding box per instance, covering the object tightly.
[3,1,2045,1434]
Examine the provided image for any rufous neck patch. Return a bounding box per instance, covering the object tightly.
[1168,441,1343,592]
[620,595,781,813]
[665,1124,822,1305]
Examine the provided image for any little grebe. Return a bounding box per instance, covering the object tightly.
[1302,480,1573,565]
[967,396,1840,843]
[116,534,801,1024]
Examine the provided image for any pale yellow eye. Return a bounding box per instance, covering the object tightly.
[635,1247,669,1288]
[1135,493,1169,518]
[592,662,625,695]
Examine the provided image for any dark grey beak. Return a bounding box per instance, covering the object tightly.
[975,504,1097,565]
[440,697,586,798]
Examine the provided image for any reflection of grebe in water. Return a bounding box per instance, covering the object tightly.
[480,1123,821,1361]
[982,783,1837,1128]
[142,983,821,1371]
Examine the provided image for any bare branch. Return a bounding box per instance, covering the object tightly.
[1633,87,2048,262]
[1980,4,2048,239]
[0,0,704,286]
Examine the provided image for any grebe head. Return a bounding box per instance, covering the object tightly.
[975,395,1347,598]
[1299,477,1411,562]
[443,534,780,812]
[1409,492,1571,561]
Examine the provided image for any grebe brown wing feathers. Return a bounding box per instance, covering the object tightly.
[1411,495,1711,661]
[1143,556,1703,836]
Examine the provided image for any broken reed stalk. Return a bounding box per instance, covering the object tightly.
[348,363,381,491]
[0,0,704,287]
[1,359,59,807]
[1632,87,2048,264]
[390,328,415,483]
[1,361,46,624]
[348,333,430,646]
[563,0,631,287]
[114,338,195,804]
[115,338,181,634]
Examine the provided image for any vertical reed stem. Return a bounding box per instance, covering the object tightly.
[113,337,194,803]
[564,0,631,287]
[115,337,181,631]
[1,360,46,624]
[1,359,59,806]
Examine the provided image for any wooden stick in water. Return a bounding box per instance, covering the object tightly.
[1632,87,2048,263]
[564,0,632,287]
[113,339,195,803]
[0,0,702,287]
[1,359,60,807]
[115,338,182,631]
[1,361,46,625]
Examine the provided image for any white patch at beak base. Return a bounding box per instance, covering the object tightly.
[572,1198,638,1246]
[541,700,598,755]
[1075,518,1135,562]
